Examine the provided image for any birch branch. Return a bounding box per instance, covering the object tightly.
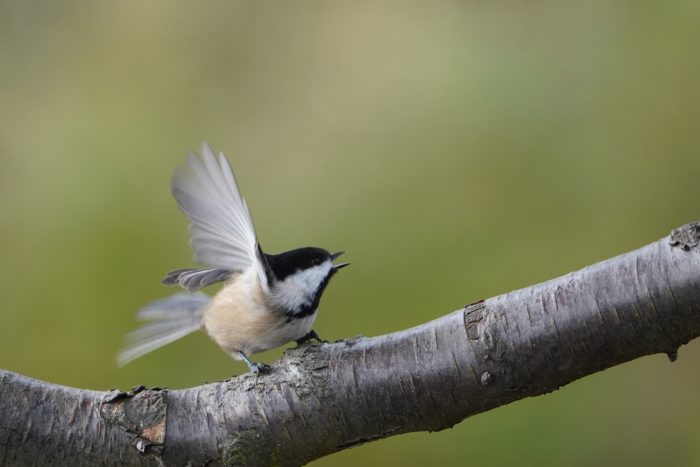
[2,222,700,466]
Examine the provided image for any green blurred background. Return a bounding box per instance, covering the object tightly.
[1,1,700,465]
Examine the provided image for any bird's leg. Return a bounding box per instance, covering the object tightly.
[295,329,326,346]
[237,351,271,374]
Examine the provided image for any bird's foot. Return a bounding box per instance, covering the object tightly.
[238,351,271,374]
[249,362,271,374]
[296,329,327,346]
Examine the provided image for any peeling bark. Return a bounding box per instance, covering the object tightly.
[2,223,700,466]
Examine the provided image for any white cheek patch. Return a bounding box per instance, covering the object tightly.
[269,261,332,313]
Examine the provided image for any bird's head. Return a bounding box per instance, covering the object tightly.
[262,247,349,318]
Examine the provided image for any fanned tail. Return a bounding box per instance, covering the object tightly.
[117,292,210,367]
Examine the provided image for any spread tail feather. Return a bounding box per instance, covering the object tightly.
[117,292,210,367]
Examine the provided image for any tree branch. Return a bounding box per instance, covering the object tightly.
[3,223,700,466]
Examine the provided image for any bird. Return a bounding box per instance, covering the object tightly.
[118,143,349,373]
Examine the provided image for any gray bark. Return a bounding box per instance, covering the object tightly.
[2,222,700,466]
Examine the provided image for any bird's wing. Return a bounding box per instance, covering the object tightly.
[171,143,259,274]
[162,267,234,292]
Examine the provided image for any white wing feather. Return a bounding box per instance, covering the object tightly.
[171,143,258,272]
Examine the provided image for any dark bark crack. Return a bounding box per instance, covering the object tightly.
[100,388,167,457]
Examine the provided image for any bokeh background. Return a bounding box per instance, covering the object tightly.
[2,1,700,466]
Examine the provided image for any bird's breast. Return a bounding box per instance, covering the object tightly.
[202,269,317,355]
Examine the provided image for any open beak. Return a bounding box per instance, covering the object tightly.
[331,251,350,270]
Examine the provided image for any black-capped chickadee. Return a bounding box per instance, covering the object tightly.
[118,144,349,373]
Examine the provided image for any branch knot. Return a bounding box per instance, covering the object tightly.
[670,221,700,251]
